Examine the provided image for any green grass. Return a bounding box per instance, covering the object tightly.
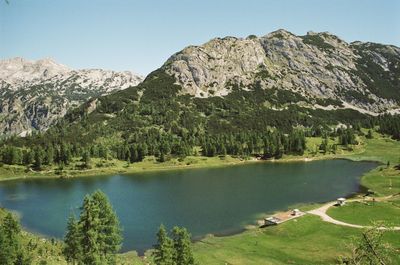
[344,133,400,196]
[0,155,248,182]
[189,134,400,265]
[345,135,400,164]
[361,166,400,196]
[193,215,400,265]
[327,200,400,227]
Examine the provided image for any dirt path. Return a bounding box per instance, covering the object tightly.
[307,200,400,230]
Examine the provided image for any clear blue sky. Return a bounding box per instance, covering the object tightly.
[1,0,399,75]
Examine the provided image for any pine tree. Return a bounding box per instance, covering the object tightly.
[91,191,122,264]
[0,213,28,265]
[45,146,54,165]
[33,146,44,170]
[78,194,102,265]
[320,136,328,154]
[22,150,33,166]
[220,144,227,156]
[76,190,122,265]
[60,143,72,165]
[172,227,195,265]
[129,146,138,163]
[158,152,166,163]
[82,149,91,169]
[63,214,81,264]
[153,224,175,265]
[2,146,21,165]
[339,224,393,265]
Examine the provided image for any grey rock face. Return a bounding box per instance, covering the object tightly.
[163,29,400,114]
[0,58,143,136]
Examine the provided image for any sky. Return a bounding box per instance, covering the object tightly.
[1,0,399,75]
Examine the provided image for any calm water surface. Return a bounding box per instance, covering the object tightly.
[0,159,377,253]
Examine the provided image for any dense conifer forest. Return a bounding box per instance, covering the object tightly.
[1,71,399,170]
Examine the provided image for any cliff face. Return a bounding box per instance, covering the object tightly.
[0,58,143,136]
[163,30,400,114]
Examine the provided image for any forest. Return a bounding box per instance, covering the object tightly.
[0,70,399,169]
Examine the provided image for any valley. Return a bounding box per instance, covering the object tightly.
[0,132,399,264]
[0,21,399,265]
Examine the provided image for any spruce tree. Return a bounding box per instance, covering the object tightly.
[33,146,44,170]
[22,150,33,166]
[82,149,91,169]
[76,190,122,265]
[220,144,227,156]
[78,194,102,265]
[172,227,195,265]
[0,213,28,265]
[158,152,166,163]
[63,214,81,264]
[153,224,175,265]
[91,191,122,264]
[45,146,54,165]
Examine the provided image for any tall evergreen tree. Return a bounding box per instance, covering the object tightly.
[153,224,175,265]
[45,146,54,165]
[91,191,122,264]
[78,194,101,265]
[75,190,122,265]
[82,149,91,169]
[172,227,195,265]
[33,146,44,170]
[0,213,29,265]
[22,150,33,166]
[63,214,81,264]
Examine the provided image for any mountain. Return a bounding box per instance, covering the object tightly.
[4,30,400,146]
[0,57,143,136]
[24,30,394,148]
[162,29,400,114]
[2,30,400,163]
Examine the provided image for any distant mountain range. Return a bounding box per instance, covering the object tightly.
[1,29,400,138]
[0,57,143,136]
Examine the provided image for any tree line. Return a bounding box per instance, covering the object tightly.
[0,126,364,170]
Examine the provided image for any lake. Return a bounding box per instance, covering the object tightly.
[0,159,377,253]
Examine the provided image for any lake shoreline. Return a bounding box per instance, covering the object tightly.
[0,155,382,256]
[1,135,397,261]
[0,149,373,183]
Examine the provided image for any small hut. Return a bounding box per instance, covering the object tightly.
[337,198,346,206]
[264,216,281,226]
[291,209,301,216]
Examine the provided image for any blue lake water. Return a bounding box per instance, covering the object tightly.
[0,159,377,253]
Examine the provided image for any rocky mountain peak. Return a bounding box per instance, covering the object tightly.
[265,29,296,39]
[0,57,71,86]
[0,57,144,136]
[162,30,400,114]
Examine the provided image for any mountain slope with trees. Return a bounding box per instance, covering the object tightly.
[1,30,400,169]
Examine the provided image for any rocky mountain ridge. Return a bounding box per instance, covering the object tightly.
[2,29,400,137]
[0,57,143,136]
[162,29,400,115]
